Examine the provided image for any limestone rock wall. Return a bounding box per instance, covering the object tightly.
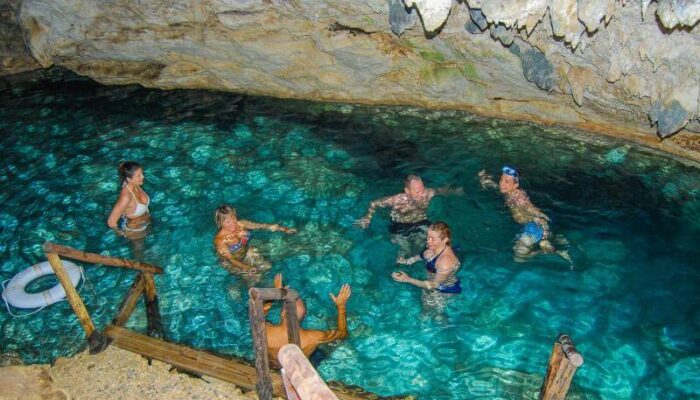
[4,0,700,148]
[0,0,39,75]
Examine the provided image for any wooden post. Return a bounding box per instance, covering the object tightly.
[143,272,163,339]
[283,290,301,348]
[112,273,145,327]
[249,289,273,400]
[278,344,338,400]
[46,252,110,353]
[539,334,584,400]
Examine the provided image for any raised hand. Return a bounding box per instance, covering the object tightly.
[274,273,283,289]
[478,169,497,189]
[354,216,370,229]
[391,271,409,283]
[330,284,351,306]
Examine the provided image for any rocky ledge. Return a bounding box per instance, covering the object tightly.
[1,0,699,160]
[0,346,257,400]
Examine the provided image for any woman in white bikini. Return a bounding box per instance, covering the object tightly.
[107,161,151,239]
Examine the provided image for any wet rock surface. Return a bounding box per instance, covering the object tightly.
[0,0,699,157]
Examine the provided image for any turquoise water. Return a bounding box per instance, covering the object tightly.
[1,72,700,399]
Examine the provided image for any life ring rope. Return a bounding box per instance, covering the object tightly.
[2,265,87,318]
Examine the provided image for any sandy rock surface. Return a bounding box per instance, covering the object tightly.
[0,346,258,400]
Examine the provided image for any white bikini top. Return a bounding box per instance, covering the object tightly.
[125,185,150,218]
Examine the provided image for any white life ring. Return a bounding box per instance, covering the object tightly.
[2,261,82,309]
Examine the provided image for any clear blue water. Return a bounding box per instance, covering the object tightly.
[1,72,699,399]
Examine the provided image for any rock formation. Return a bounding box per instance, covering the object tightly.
[1,0,699,153]
[0,0,39,75]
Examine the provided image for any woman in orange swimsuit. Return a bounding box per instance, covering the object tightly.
[214,204,296,282]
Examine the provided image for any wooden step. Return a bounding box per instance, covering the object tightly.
[103,325,375,400]
[103,325,282,394]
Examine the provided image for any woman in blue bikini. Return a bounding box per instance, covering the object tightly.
[213,204,296,282]
[393,221,461,311]
[107,161,151,239]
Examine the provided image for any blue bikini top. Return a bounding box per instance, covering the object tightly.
[422,247,446,274]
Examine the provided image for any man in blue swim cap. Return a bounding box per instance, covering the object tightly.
[479,166,571,264]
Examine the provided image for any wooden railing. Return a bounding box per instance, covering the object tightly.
[43,241,164,352]
[248,287,302,400]
[278,344,338,400]
[43,241,583,400]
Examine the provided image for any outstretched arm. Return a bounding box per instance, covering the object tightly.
[434,186,464,196]
[478,170,498,190]
[392,264,451,290]
[303,284,351,345]
[241,220,296,234]
[355,194,398,228]
[396,255,421,265]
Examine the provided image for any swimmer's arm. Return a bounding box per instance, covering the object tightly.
[430,262,455,290]
[434,186,464,196]
[478,170,498,190]
[356,195,397,227]
[392,271,435,290]
[303,291,350,345]
[107,190,131,229]
[214,233,233,259]
[241,220,296,234]
[397,255,421,265]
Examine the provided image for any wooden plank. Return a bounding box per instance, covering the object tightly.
[142,273,157,300]
[141,272,164,338]
[104,325,280,393]
[103,325,378,400]
[283,298,301,347]
[250,287,300,302]
[112,274,145,327]
[278,344,337,400]
[43,242,163,274]
[46,253,95,337]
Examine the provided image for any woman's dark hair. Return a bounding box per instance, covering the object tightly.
[429,221,452,246]
[118,161,142,187]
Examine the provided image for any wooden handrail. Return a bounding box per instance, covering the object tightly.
[112,274,145,327]
[249,287,302,400]
[43,242,163,274]
[249,287,300,302]
[278,344,338,400]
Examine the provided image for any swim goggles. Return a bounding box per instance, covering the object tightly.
[502,165,519,178]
